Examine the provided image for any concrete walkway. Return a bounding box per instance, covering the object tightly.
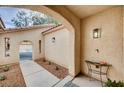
[20,60,101,87]
[20,60,60,87]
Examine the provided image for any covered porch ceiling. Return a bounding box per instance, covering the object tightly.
[0,5,117,20]
[65,5,116,19]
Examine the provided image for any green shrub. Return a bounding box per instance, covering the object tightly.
[0,75,6,81]
[55,66,59,70]
[2,65,10,72]
[105,78,124,87]
[48,61,51,65]
[43,58,46,62]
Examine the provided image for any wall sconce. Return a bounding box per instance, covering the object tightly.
[5,37,10,57]
[52,37,55,43]
[95,49,99,53]
[93,28,101,39]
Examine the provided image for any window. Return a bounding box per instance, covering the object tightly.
[39,40,41,53]
[5,37,10,57]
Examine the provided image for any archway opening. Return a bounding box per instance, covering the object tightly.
[0,6,76,77]
[19,40,33,61]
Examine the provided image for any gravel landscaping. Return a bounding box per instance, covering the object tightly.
[0,63,26,87]
[35,59,68,79]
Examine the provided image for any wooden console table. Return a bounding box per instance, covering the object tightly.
[85,60,112,86]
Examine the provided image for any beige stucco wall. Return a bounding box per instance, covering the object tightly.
[122,6,124,81]
[44,28,70,68]
[47,6,81,76]
[0,27,50,65]
[81,6,124,81]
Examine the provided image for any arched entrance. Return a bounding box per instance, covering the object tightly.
[3,5,80,77]
[19,40,33,61]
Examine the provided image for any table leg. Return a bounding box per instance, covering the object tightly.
[100,66,103,86]
[106,66,109,79]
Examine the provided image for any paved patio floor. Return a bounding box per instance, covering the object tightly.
[71,75,102,87]
[20,60,102,87]
[20,60,60,87]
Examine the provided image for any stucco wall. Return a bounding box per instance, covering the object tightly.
[0,27,50,65]
[44,28,70,68]
[81,6,124,81]
[47,6,81,76]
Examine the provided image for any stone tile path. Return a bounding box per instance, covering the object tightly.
[20,60,60,87]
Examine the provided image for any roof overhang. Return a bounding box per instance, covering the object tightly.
[0,24,55,34]
[0,17,6,33]
[42,24,64,35]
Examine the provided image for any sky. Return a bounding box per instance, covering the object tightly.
[0,7,20,28]
[0,7,44,28]
[0,7,59,28]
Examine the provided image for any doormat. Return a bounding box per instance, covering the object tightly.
[63,81,79,87]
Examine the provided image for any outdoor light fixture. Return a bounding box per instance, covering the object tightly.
[93,28,101,39]
[52,37,55,43]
